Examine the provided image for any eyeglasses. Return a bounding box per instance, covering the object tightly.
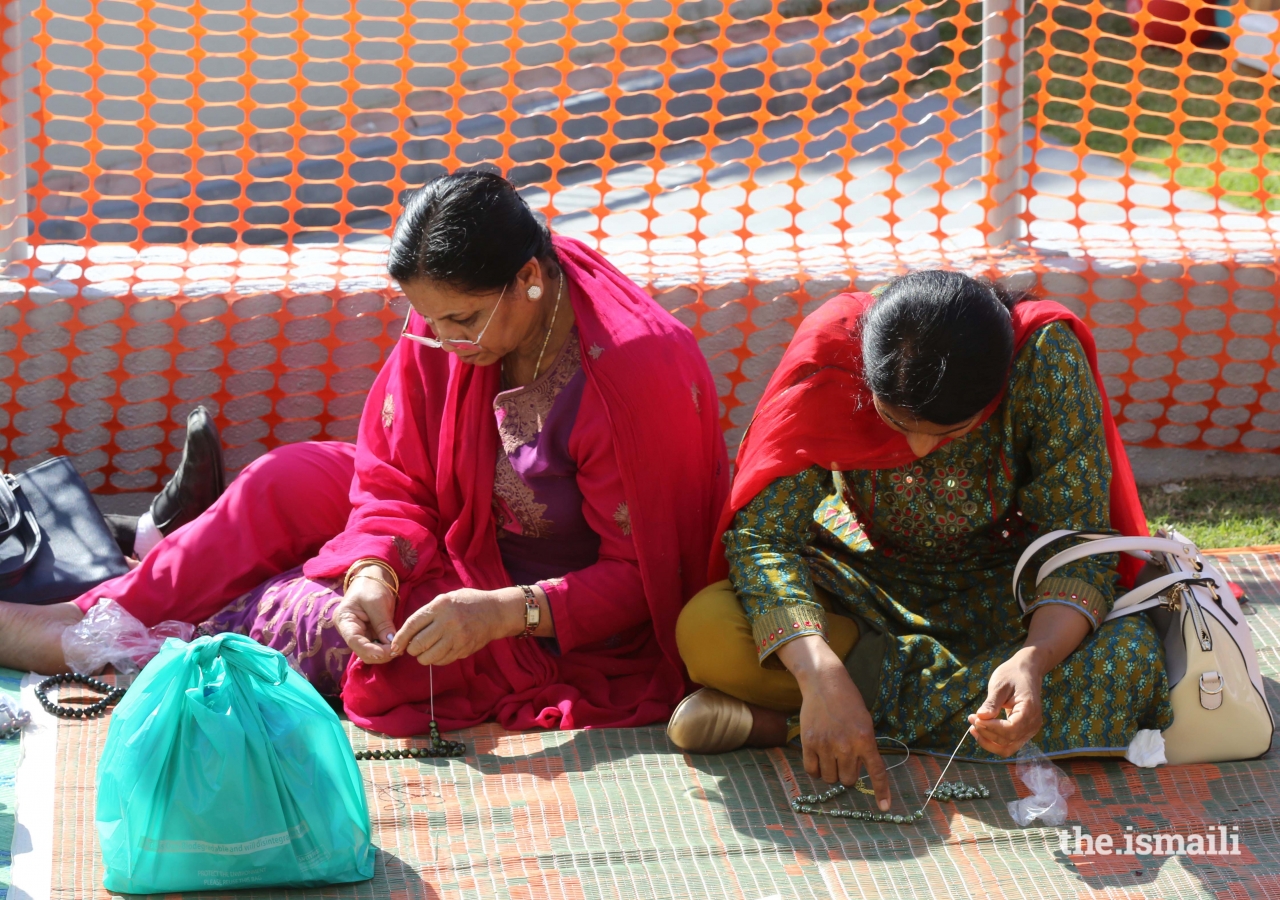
[400,282,508,350]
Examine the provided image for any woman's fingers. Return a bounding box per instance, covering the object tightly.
[802,741,821,780]
[818,743,840,784]
[409,624,449,663]
[416,637,459,667]
[969,727,1014,756]
[392,604,437,655]
[861,744,893,811]
[362,595,398,647]
[836,746,862,789]
[975,678,1013,719]
[335,607,391,664]
[334,580,398,662]
[970,698,1040,756]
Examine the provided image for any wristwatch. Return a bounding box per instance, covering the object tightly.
[518,585,541,637]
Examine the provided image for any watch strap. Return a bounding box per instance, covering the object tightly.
[518,584,540,637]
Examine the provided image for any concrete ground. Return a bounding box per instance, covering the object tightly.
[1126,446,1280,486]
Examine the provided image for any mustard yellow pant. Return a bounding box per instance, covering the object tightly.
[676,580,861,712]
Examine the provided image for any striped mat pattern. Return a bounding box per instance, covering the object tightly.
[0,669,23,896]
[34,549,1280,899]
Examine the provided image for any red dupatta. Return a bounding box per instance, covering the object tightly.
[708,292,1147,584]
[306,236,729,736]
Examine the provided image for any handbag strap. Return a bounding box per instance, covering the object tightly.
[1036,535,1196,587]
[1012,529,1114,611]
[0,476,42,591]
[1103,571,1216,621]
[1012,529,1199,613]
[0,475,22,542]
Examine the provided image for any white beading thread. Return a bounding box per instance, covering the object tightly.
[923,730,972,809]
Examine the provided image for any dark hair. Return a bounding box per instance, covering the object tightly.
[387,171,553,292]
[860,270,1022,426]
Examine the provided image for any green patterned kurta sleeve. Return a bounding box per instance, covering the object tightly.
[723,465,833,661]
[1014,321,1116,630]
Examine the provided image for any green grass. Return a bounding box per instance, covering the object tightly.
[1140,477,1280,550]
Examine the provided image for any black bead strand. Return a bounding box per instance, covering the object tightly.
[33,673,126,720]
[355,719,466,761]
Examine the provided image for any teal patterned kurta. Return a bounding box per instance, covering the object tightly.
[724,322,1173,759]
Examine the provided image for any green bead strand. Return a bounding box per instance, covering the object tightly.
[790,778,989,825]
[354,720,467,761]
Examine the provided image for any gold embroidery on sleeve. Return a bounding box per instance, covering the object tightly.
[393,535,418,571]
[613,502,632,536]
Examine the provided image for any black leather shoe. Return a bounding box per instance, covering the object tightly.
[151,406,226,536]
[103,514,138,557]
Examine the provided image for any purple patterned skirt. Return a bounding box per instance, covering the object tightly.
[198,566,351,696]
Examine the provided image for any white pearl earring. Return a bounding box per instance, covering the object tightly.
[527,285,543,300]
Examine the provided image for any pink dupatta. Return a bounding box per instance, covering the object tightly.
[306,236,729,736]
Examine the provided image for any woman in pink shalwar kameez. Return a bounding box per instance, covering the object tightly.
[0,173,728,737]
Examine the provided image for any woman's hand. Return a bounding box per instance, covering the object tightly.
[776,634,892,812]
[391,586,539,667]
[969,602,1092,756]
[968,649,1044,756]
[334,568,400,665]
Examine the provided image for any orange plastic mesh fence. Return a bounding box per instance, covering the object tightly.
[0,0,1275,490]
[1020,0,1280,451]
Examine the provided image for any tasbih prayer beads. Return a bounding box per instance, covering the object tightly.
[354,720,465,760]
[930,781,990,803]
[789,731,989,825]
[34,673,126,719]
[792,783,923,822]
[791,780,990,823]
[354,668,464,760]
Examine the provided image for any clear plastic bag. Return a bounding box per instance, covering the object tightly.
[1006,742,1075,827]
[61,599,194,682]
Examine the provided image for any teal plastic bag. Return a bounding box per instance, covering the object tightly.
[95,633,375,893]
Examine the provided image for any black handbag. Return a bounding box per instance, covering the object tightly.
[0,457,130,605]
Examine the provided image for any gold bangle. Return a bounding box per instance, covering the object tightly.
[344,558,400,596]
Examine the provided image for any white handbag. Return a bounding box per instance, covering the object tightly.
[1013,528,1273,765]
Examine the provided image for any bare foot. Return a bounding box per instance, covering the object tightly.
[0,601,83,673]
[745,703,790,747]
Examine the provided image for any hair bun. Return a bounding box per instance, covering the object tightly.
[860,270,1019,426]
[387,172,554,292]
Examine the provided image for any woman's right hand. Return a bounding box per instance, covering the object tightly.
[333,568,401,665]
[777,634,892,812]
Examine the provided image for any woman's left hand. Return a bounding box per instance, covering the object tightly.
[389,588,523,666]
[968,649,1045,757]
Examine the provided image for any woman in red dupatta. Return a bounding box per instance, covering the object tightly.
[306,174,729,734]
[669,271,1171,810]
[0,173,727,738]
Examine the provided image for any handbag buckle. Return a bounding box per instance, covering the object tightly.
[1199,671,1224,710]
